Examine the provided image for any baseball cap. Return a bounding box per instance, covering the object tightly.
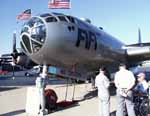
[137,72,145,78]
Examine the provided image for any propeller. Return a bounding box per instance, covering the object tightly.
[125,28,150,47]
[11,31,18,63]
[138,28,143,47]
[1,31,36,69]
[3,31,23,64]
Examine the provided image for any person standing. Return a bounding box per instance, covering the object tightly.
[114,63,136,116]
[133,72,149,116]
[134,72,149,94]
[95,66,110,116]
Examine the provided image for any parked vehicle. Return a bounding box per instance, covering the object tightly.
[25,66,41,77]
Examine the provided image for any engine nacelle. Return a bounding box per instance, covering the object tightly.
[127,47,150,56]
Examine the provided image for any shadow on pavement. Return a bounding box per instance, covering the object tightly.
[48,100,79,114]
[83,82,117,100]
[0,109,25,116]
[0,87,19,92]
[84,89,98,100]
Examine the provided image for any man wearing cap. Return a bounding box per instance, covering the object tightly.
[114,63,136,116]
[134,72,148,94]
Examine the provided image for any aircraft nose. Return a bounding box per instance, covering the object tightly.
[20,17,46,54]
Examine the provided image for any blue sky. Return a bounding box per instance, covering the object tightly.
[0,0,150,55]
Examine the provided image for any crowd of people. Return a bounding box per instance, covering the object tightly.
[95,63,149,116]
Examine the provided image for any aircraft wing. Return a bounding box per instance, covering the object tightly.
[125,42,150,47]
[124,44,150,66]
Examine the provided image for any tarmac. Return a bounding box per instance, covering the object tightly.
[0,73,117,116]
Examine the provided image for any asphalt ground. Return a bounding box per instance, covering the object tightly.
[0,73,117,116]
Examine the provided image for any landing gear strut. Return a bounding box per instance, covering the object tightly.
[35,65,48,115]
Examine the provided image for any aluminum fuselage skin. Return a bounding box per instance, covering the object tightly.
[20,13,126,71]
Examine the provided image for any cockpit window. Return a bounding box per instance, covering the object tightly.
[66,16,75,23]
[58,16,67,22]
[46,17,57,22]
[31,22,46,44]
[20,41,27,53]
[52,12,64,16]
[21,17,46,54]
[25,18,34,27]
[31,40,42,53]
[22,35,32,53]
[25,17,43,27]
[21,26,30,34]
[40,13,52,17]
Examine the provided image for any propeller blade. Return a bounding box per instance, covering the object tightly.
[138,28,141,44]
[13,31,17,53]
[12,31,19,63]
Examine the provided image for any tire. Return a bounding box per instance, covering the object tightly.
[139,98,149,116]
[25,72,30,77]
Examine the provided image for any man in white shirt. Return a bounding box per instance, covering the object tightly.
[95,66,110,116]
[114,63,136,116]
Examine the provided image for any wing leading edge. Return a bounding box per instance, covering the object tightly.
[124,44,150,66]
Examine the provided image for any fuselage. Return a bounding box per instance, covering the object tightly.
[20,12,126,71]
